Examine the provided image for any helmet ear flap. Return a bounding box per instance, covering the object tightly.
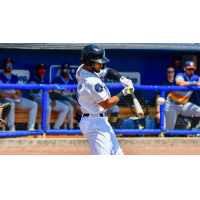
[82,51,95,67]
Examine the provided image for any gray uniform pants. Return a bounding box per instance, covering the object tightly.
[108,105,120,113]
[1,97,38,130]
[165,97,200,130]
[34,96,69,129]
[60,97,81,129]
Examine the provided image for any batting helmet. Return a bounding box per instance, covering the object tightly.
[80,44,110,68]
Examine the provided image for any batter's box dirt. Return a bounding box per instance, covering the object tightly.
[0,146,200,155]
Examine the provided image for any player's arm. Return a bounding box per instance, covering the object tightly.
[0,89,12,99]
[104,68,134,90]
[176,74,200,86]
[16,89,22,99]
[0,80,17,99]
[176,81,200,86]
[98,87,131,109]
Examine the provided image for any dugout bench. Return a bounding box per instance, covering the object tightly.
[13,106,157,130]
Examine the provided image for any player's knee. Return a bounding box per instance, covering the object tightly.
[47,105,52,111]
[114,105,120,113]
[196,107,200,115]
[69,105,74,112]
[32,101,38,109]
[63,105,69,113]
[9,101,15,110]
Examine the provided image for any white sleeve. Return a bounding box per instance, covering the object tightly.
[96,67,109,78]
[86,80,108,103]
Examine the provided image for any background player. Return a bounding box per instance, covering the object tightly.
[52,63,80,129]
[76,44,134,155]
[165,61,200,130]
[28,63,69,130]
[0,58,38,131]
[156,65,175,121]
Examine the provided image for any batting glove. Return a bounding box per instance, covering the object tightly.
[122,87,132,96]
[120,76,134,92]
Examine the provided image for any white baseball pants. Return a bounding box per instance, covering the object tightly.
[79,115,124,155]
[165,97,200,130]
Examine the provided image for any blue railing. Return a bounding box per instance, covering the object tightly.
[1,84,200,138]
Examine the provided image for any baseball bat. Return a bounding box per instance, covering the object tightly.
[127,88,144,118]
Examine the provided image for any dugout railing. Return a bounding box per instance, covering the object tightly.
[0,84,200,138]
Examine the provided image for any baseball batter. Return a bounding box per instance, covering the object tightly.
[75,44,134,155]
[165,61,200,130]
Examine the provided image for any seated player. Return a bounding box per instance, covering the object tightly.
[156,65,175,121]
[165,61,200,130]
[0,58,38,131]
[28,63,69,130]
[52,63,80,129]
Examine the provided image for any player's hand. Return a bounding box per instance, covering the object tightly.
[122,87,132,96]
[12,95,18,100]
[120,76,133,87]
[120,76,134,91]
[156,113,160,121]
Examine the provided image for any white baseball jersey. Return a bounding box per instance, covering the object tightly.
[76,64,110,114]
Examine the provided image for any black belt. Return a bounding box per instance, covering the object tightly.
[83,113,104,117]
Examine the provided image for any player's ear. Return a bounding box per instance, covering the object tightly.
[184,67,186,72]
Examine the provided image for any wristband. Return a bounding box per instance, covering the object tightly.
[116,91,124,99]
[189,81,197,86]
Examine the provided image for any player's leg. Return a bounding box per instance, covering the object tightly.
[6,100,15,131]
[16,97,38,130]
[105,119,124,155]
[108,105,120,129]
[61,100,74,129]
[68,97,81,110]
[165,98,181,130]
[34,96,52,130]
[79,117,110,155]
[180,102,200,117]
[80,116,123,155]
[52,100,69,129]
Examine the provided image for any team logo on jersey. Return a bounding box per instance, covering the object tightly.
[78,83,82,91]
[95,83,103,93]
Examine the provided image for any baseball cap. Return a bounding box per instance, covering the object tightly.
[185,61,195,69]
[3,58,14,65]
[35,63,47,71]
[61,63,70,70]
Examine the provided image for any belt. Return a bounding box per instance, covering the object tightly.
[83,113,104,117]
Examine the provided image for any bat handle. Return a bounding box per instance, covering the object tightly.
[131,90,136,99]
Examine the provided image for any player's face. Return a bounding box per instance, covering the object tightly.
[184,67,195,77]
[166,68,175,78]
[93,62,104,73]
[36,69,46,79]
[61,68,70,77]
[4,62,13,73]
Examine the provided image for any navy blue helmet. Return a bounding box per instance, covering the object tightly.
[80,44,110,68]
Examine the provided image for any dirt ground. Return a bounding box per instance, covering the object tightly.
[0,146,200,155]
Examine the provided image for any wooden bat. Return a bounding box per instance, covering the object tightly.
[127,88,144,118]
